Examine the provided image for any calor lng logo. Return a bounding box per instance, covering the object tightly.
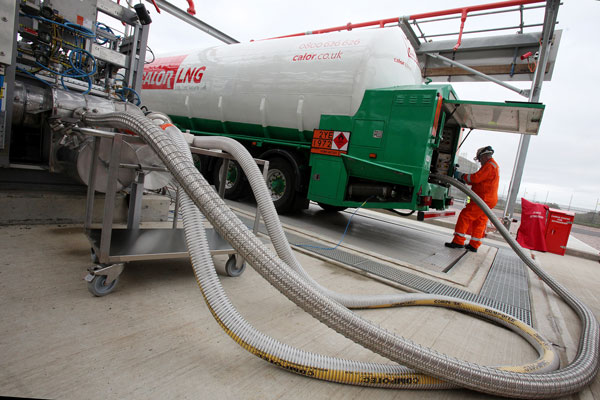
[142,55,206,90]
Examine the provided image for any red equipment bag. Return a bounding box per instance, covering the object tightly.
[516,198,548,252]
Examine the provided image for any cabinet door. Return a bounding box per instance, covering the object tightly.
[545,216,571,255]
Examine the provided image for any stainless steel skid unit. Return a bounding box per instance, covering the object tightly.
[1,0,150,173]
[78,127,268,296]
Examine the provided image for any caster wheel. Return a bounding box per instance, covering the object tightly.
[225,255,245,277]
[87,275,118,297]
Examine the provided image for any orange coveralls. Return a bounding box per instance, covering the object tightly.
[452,158,500,249]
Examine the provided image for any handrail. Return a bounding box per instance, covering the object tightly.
[266,0,545,50]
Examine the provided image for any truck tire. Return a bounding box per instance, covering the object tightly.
[266,157,297,214]
[213,159,249,200]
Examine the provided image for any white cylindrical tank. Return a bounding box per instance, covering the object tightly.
[141,28,422,139]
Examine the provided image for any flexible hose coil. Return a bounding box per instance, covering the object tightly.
[181,137,551,318]
[167,127,558,389]
[82,112,599,398]
[167,124,452,389]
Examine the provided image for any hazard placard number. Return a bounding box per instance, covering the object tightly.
[311,130,351,156]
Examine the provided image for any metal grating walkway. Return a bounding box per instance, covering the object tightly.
[479,248,531,311]
[239,216,532,325]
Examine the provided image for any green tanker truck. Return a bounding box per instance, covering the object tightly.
[141,29,544,213]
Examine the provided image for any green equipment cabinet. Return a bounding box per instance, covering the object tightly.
[310,85,454,211]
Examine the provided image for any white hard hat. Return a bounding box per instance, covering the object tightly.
[474,146,494,161]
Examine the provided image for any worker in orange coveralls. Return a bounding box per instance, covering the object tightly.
[445,146,499,253]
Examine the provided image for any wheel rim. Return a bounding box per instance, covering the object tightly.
[92,275,117,295]
[226,257,245,277]
[221,163,239,190]
[192,154,202,170]
[267,169,286,201]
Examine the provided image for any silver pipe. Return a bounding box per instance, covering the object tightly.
[74,127,119,139]
[426,53,529,97]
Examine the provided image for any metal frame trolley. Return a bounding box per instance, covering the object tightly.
[77,127,268,296]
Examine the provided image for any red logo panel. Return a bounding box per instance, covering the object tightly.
[142,55,187,90]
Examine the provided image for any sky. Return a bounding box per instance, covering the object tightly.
[132,0,600,211]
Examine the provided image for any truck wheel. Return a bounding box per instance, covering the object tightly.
[317,203,347,212]
[213,159,249,200]
[266,158,297,213]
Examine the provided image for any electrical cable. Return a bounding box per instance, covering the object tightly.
[35,61,84,79]
[145,46,156,64]
[116,86,142,106]
[20,12,96,80]
[457,128,473,151]
[20,12,98,96]
[528,59,537,72]
[68,48,97,77]
[60,70,92,94]
[388,209,416,217]
[64,22,96,38]
[114,73,127,88]
[35,48,96,79]
[20,13,96,39]
[95,23,112,45]
[16,66,53,87]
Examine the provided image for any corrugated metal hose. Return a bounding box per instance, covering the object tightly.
[81,111,599,398]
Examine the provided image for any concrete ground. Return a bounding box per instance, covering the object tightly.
[381,204,600,261]
[1,216,599,399]
[571,225,600,253]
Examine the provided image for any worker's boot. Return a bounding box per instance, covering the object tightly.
[445,242,464,249]
[465,244,478,252]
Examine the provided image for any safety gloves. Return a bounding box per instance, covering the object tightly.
[453,169,465,182]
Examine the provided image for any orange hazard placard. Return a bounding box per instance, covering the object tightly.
[311,130,351,156]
